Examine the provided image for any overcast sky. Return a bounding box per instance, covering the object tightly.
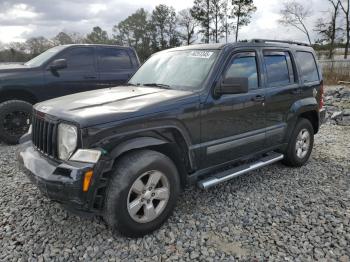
[0,0,331,44]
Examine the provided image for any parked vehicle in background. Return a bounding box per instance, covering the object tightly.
[18,39,325,237]
[0,44,140,144]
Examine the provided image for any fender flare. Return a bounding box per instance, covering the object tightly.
[109,136,167,159]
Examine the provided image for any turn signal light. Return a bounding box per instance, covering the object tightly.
[83,170,94,192]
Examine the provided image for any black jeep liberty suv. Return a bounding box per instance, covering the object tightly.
[18,39,326,237]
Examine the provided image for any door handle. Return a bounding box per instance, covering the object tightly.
[84,75,97,79]
[252,95,265,102]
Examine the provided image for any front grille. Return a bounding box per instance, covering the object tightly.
[32,113,58,158]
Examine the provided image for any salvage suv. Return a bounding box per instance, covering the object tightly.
[18,39,326,237]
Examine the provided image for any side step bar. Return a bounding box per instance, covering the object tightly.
[197,152,284,189]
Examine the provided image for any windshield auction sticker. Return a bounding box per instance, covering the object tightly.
[188,51,214,59]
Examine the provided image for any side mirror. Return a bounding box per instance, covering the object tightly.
[215,77,249,96]
[49,59,67,71]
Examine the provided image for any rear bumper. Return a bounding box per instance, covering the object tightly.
[17,141,107,214]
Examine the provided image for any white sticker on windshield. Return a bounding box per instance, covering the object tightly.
[188,51,214,59]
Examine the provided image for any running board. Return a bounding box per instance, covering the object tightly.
[197,152,284,189]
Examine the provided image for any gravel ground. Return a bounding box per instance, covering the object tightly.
[0,123,349,261]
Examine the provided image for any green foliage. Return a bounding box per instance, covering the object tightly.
[86,26,111,44]
[231,0,257,42]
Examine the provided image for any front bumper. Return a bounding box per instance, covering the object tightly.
[17,141,107,214]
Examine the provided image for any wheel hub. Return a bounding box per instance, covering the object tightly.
[127,170,170,223]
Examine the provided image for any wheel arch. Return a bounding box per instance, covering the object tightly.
[108,128,195,187]
[0,89,38,104]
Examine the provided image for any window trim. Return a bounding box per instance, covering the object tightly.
[97,47,133,71]
[295,51,320,84]
[263,50,297,88]
[222,51,261,90]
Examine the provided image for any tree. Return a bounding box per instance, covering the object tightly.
[210,0,226,42]
[178,9,198,45]
[231,0,257,42]
[25,37,52,56]
[191,0,211,43]
[314,0,342,58]
[340,0,350,58]
[279,1,312,45]
[151,5,180,50]
[53,32,74,45]
[113,8,154,61]
[86,26,110,44]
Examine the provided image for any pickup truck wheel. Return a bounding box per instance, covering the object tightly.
[104,150,180,237]
[0,100,32,144]
[283,118,314,167]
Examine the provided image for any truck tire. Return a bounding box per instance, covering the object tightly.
[283,118,314,167]
[0,100,32,145]
[104,149,181,237]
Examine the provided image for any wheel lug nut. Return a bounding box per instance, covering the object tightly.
[142,190,146,194]
[151,193,155,197]
[147,200,150,203]
[141,198,144,202]
[148,187,152,190]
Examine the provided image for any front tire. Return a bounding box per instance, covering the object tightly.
[0,100,32,144]
[283,118,314,167]
[104,150,180,237]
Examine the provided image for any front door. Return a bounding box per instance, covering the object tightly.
[200,51,266,168]
[44,46,99,100]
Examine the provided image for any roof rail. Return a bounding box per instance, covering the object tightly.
[251,39,310,47]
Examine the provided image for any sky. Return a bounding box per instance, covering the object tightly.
[0,0,332,45]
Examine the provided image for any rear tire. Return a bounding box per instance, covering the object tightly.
[104,150,180,237]
[0,100,32,144]
[283,118,314,167]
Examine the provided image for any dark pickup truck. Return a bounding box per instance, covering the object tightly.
[0,44,140,144]
[18,39,326,237]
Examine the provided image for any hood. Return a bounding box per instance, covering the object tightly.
[0,63,31,72]
[34,86,199,127]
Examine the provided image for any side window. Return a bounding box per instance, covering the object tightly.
[296,51,319,83]
[59,47,94,70]
[264,51,295,87]
[98,48,132,71]
[225,53,258,90]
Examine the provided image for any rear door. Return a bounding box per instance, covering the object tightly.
[262,49,300,148]
[44,46,99,98]
[97,47,136,88]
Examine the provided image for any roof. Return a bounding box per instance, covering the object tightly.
[166,39,314,52]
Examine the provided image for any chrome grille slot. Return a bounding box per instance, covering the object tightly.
[32,112,57,158]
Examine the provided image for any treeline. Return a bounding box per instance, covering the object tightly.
[0,0,350,63]
[0,0,257,62]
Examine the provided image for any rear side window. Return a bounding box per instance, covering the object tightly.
[264,51,295,87]
[296,51,319,82]
[98,48,132,70]
[59,47,94,70]
[225,53,258,90]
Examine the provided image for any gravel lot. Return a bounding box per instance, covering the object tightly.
[0,121,349,260]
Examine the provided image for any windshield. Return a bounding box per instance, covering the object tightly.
[129,50,219,90]
[25,46,66,67]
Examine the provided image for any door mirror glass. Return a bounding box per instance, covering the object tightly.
[216,77,249,96]
[49,59,67,71]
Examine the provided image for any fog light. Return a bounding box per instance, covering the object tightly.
[70,149,102,163]
[83,170,94,192]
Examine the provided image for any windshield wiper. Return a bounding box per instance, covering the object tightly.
[142,83,172,89]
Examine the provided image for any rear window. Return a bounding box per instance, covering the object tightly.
[98,48,132,70]
[264,51,295,87]
[296,51,319,82]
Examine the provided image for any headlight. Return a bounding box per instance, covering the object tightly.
[58,123,78,160]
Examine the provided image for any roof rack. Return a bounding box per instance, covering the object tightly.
[251,39,310,47]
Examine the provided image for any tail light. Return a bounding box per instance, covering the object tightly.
[319,81,324,110]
